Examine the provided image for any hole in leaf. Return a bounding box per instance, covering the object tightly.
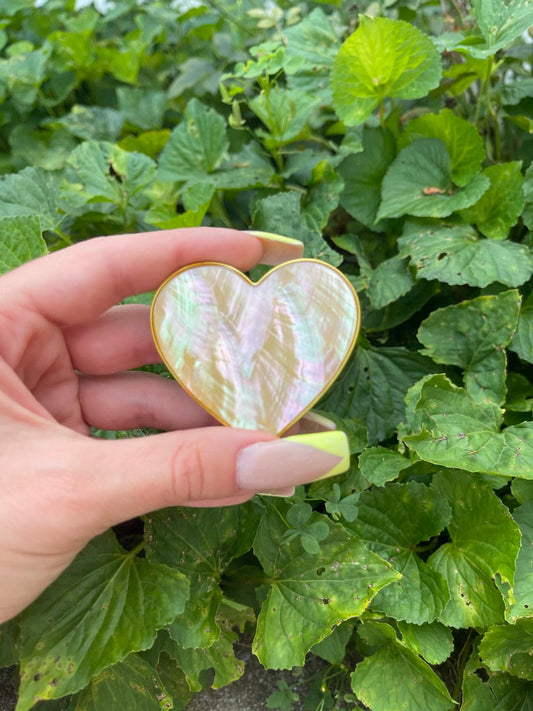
[437,252,447,261]
[316,566,326,576]
[475,667,490,682]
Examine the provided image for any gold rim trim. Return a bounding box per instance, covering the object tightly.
[150,258,361,436]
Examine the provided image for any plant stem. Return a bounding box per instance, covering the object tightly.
[210,190,232,227]
[128,539,147,557]
[452,629,476,702]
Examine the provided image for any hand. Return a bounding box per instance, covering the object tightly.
[0,228,348,623]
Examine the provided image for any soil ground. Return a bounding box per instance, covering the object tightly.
[0,645,347,711]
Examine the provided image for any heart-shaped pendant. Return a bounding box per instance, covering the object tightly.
[150,259,360,435]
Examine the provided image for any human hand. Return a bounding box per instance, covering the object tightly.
[0,228,349,623]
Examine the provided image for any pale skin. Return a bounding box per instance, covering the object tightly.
[0,228,302,624]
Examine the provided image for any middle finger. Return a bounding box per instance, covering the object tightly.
[64,304,159,374]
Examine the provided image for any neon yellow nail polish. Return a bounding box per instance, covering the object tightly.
[236,431,350,490]
[284,431,350,479]
[246,230,303,245]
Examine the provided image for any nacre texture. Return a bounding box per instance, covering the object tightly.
[151,259,360,435]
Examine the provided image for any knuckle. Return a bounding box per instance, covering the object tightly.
[167,440,206,504]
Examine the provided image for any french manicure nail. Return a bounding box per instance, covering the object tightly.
[245,230,304,265]
[259,486,296,498]
[300,411,337,433]
[236,431,349,491]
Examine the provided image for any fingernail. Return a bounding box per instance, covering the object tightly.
[245,230,304,265]
[300,411,337,433]
[236,431,349,491]
[260,486,296,498]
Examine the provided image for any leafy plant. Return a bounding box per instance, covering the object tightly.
[1,0,533,709]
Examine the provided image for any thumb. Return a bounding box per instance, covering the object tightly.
[80,427,350,531]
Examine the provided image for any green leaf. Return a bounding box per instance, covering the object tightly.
[253,502,399,669]
[377,138,490,220]
[65,141,156,209]
[311,621,355,665]
[146,505,258,649]
[351,629,455,711]
[168,57,218,99]
[357,447,411,487]
[303,160,344,236]
[500,76,533,106]
[320,344,435,445]
[17,532,189,710]
[398,222,533,288]
[402,374,533,479]
[506,372,533,413]
[510,290,533,364]
[512,480,533,504]
[346,482,452,624]
[466,0,533,58]
[249,87,319,147]
[363,281,438,333]
[0,48,48,110]
[212,142,275,191]
[367,256,415,310]
[461,642,497,711]
[157,99,228,183]
[330,17,442,126]
[324,484,360,523]
[507,501,533,622]
[338,127,397,231]
[153,653,194,711]
[396,621,454,665]
[480,619,533,680]
[462,641,533,710]
[459,162,525,239]
[0,618,19,668]
[283,8,339,101]
[116,87,167,131]
[65,654,173,711]
[0,167,67,233]
[267,680,299,711]
[0,215,46,274]
[49,105,124,142]
[118,130,171,160]
[9,122,77,171]
[147,601,253,692]
[417,290,521,406]
[400,109,485,186]
[427,470,521,628]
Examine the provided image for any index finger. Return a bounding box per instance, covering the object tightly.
[0,228,302,325]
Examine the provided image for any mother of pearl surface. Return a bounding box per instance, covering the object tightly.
[151,259,360,435]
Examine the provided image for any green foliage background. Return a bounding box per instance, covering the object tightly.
[0,0,533,709]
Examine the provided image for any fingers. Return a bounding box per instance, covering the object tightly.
[0,228,262,325]
[78,371,217,431]
[64,304,159,374]
[75,427,349,533]
[0,229,303,326]
[80,427,275,531]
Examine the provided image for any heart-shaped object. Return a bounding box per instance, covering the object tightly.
[150,259,360,435]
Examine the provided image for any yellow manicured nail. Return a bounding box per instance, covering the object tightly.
[236,431,349,491]
[245,230,304,265]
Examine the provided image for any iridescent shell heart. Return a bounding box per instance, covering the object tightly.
[150,259,360,435]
